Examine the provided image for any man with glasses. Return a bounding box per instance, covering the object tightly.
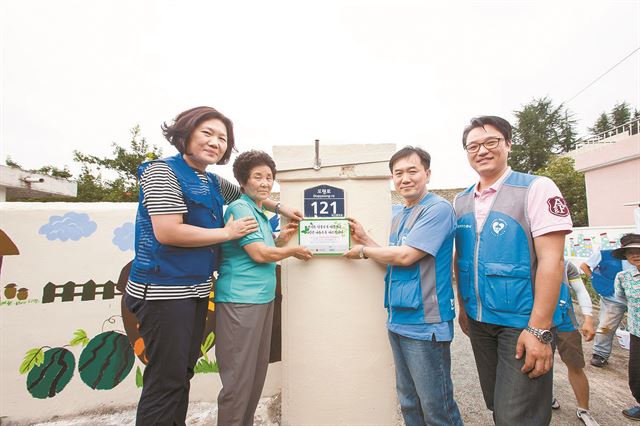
[454,116,573,425]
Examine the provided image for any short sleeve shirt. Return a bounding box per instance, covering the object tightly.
[387,193,456,341]
[473,167,573,236]
[614,268,640,337]
[215,194,277,304]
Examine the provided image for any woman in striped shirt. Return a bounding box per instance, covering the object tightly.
[125,106,301,426]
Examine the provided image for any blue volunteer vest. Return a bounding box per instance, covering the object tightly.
[454,171,565,329]
[384,193,456,325]
[555,262,578,332]
[129,154,225,285]
[591,250,623,297]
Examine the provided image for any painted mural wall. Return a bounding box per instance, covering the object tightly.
[564,225,637,262]
[0,202,281,423]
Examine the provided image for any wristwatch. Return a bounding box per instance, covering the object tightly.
[359,246,368,259]
[525,326,553,344]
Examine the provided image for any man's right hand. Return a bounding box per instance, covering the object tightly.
[225,215,259,240]
[347,217,371,245]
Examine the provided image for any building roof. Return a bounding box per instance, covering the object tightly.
[0,165,77,200]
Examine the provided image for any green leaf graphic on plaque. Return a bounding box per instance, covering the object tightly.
[26,348,75,399]
[78,331,134,390]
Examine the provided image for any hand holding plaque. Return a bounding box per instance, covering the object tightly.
[298,219,350,255]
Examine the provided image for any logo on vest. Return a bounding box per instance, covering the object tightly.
[547,196,570,217]
[491,218,507,236]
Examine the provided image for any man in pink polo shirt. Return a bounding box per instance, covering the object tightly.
[454,116,573,425]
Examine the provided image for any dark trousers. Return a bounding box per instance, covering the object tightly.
[630,333,640,404]
[468,317,554,426]
[125,294,208,426]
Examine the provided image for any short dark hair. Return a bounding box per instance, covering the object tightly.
[161,106,236,165]
[620,233,640,246]
[461,116,512,148]
[233,150,277,186]
[388,146,431,172]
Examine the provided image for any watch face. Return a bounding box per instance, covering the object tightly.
[541,330,553,344]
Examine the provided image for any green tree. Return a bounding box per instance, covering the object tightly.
[5,126,162,202]
[509,97,577,173]
[610,101,631,127]
[5,156,73,179]
[588,112,611,135]
[536,156,588,227]
[72,125,162,201]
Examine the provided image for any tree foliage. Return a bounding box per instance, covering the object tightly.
[509,97,577,173]
[72,126,162,202]
[5,126,162,202]
[588,101,637,135]
[536,156,588,227]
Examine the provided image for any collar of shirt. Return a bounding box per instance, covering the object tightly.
[474,167,512,198]
[632,268,640,277]
[403,191,432,211]
[240,193,268,219]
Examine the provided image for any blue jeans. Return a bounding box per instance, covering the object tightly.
[468,318,553,426]
[387,330,463,426]
[593,295,627,360]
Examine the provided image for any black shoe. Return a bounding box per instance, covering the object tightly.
[590,354,608,367]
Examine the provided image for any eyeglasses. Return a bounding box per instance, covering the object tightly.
[464,137,504,154]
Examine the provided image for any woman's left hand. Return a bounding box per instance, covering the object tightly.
[275,222,298,246]
[279,205,303,221]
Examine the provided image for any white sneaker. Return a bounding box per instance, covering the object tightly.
[551,397,560,409]
[576,409,600,426]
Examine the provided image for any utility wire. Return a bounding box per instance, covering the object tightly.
[563,45,640,105]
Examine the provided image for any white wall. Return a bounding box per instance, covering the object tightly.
[0,202,280,423]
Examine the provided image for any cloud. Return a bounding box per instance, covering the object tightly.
[112,222,134,251]
[39,212,97,241]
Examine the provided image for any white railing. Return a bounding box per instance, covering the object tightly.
[577,117,640,147]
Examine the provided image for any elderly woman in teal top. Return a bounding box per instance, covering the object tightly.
[215,150,312,426]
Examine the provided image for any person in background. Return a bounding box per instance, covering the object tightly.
[215,150,312,426]
[125,107,301,426]
[552,261,599,426]
[579,248,629,367]
[612,233,640,421]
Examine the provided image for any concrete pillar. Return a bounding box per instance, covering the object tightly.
[274,143,399,426]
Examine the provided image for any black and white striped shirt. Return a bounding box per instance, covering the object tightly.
[126,162,241,300]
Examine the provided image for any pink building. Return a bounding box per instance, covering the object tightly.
[569,121,640,226]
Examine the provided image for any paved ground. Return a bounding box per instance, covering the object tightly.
[15,309,638,426]
[451,315,637,426]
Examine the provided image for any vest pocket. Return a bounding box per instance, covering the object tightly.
[457,261,472,303]
[387,266,422,310]
[483,262,533,314]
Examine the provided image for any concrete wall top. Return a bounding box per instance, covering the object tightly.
[0,165,78,199]
[572,133,640,172]
[273,143,396,181]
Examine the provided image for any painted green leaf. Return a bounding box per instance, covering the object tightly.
[135,366,143,388]
[19,347,45,375]
[69,329,90,347]
[194,359,219,374]
[202,331,215,353]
